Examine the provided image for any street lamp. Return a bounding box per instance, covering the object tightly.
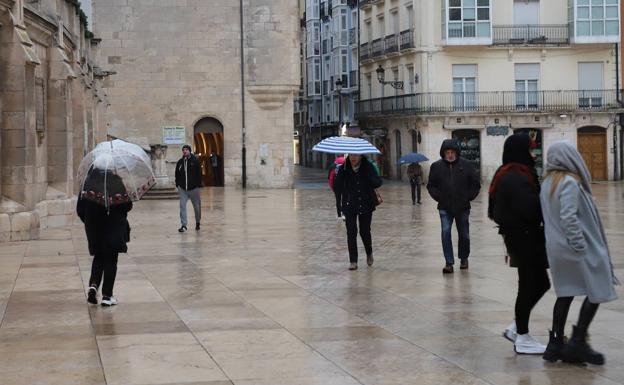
[335,78,343,129]
[376,65,403,89]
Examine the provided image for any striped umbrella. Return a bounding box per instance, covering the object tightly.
[312,136,381,155]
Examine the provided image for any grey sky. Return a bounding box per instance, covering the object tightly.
[82,0,92,25]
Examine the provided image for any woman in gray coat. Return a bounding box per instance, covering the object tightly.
[540,141,619,365]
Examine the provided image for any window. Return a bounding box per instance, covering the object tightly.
[366,73,372,98]
[411,130,418,152]
[35,78,46,133]
[577,0,619,37]
[515,64,540,109]
[405,65,415,94]
[392,67,400,95]
[365,20,372,42]
[447,0,491,39]
[392,11,399,35]
[452,64,477,110]
[407,5,415,30]
[395,130,402,178]
[578,62,603,107]
[378,15,385,38]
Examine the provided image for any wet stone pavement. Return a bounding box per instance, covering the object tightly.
[1,167,624,385]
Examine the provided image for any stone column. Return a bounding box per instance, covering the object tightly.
[0,4,42,240]
[46,21,77,198]
[243,0,299,188]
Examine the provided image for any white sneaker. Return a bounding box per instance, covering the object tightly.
[101,296,118,307]
[514,333,546,354]
[503,321,517,342]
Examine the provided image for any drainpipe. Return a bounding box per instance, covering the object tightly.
[616,43,622,180]
[240,0,247,188]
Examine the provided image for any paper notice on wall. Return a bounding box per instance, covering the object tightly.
[162,126,185,145]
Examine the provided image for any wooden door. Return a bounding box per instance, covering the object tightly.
[578,132,607,180]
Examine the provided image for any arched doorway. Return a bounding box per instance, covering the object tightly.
[578,126,607,181]
[194,117,224,187]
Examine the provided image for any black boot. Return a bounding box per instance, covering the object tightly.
[562,326,605,365]
[543,331,565,362]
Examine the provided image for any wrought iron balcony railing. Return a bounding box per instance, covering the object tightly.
[384,34,399,54]
[399,29,414,50]
[355,90,622,117]
[492,24,569,45]
[360,42,371,60]
[371,38,384,58]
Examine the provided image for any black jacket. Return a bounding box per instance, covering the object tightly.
[334,156,383,216]
[77,197,132,256]
[489,134,547,268]
[426,140,481,215]
[175,155,202,190]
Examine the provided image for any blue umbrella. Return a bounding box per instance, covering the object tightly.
[313,136,381,155]
[398,152,429,164]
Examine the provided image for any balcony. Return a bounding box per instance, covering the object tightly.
[399,29,414,50]
[360,42,371,60]
[493,25,569,46]
[355,90,623,117]
[371,38,384,58]
[360,0,372,9]
[384,34,398,55]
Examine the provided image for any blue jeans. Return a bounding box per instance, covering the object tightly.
[439,209,470,265]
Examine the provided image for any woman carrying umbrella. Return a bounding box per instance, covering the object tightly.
[314,136,383,270]
[77,140,155,306]
[328,156,346,220]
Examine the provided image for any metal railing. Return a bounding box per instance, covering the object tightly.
[356,90,623,117]
[400,29,414,50]
[359,0,372,7]
[384,34,398,54]
[371,38,384,57]
[360,42,371,60]
[492,24,569,45]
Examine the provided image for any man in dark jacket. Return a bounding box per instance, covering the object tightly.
[427,139,481,274]
[334,154,383,270]
[175,145,202,232]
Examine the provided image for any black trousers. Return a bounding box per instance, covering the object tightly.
[345,212,373,263]
[89,252,119,297]
[410,177,421,204]
[334,190,342,217]
[515,264,551,335]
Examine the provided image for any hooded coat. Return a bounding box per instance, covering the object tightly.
[540,140,618,303]
[488,134,547,268]
[426,139,481,215]
[334,156,383,216]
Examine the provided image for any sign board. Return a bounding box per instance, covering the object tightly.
[162,126,186,145]
[486,125,509,136]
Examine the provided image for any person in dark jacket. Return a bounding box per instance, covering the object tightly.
[427,139,481,274]
[334,154,383,270]
[175,145,202,232]
[488,134,550,355]
[78,171,132,307]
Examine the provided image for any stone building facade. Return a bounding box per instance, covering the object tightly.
[93,0,300,189]
[357,0,623,183]
[0,0,109,242]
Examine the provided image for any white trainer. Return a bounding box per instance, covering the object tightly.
[503,321,517,342]
[101,296,118,307]
[514,333,546,354]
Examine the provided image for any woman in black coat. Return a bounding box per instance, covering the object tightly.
[334,154,383,270]
[78,171,132,307]
[488,134,550,354]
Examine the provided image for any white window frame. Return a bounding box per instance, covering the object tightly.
[445,0,492,45]
[572,0,620,43]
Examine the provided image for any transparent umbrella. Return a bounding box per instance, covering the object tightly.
[77,139,155,207]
